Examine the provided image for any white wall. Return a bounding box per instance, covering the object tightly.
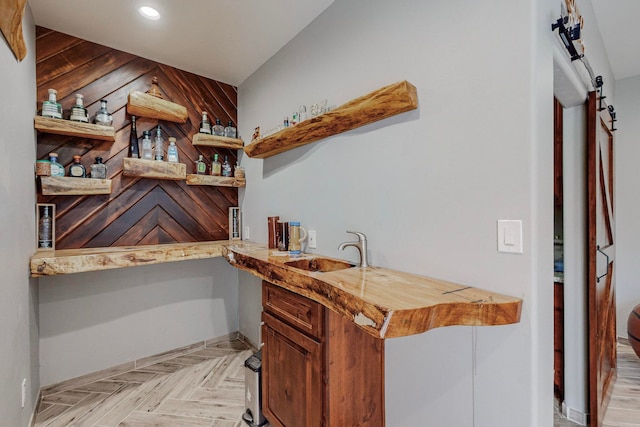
[39,258,239,386]
[238,0,555,426]
[0,7,39,425]
[614,75,640,338]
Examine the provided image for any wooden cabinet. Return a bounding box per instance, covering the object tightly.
[261,281,384,427]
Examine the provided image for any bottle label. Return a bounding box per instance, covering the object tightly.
[90,165,107,179]
[200,123,211,134]
[197,162,207,173]
[211,164,221,176]
[50,163,64,177]
[42,103,62,119]
[69,165,85,177]
[70,107,88,122]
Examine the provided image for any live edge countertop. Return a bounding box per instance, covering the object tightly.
[224,243,523,340]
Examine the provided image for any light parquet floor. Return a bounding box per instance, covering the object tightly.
[34,338,254,427]
[555,340,640,427]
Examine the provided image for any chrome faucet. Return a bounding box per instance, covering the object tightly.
[338,231,369,268]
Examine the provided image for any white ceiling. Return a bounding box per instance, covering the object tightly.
[591,0,640,80]
[27,1,639,87]
[28,0,334,86]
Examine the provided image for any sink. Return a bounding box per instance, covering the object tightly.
[284,257,355,273]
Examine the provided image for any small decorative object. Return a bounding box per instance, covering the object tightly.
[90,157,107,179]
[212,118,224,136]
[196,154,207,175]
[69,93,89,123]
[154,125,165,161]
[283,116,289,128]
[252,126,260,141]
[36,203,55,251]
[277,221,289,251]
[629,304,640,358]
[146,76,163,99]
[35,159,51,176]
[268,216,279,249]
[199,111,211,134]
[48,152,64,177]
[41,88,62,119]
[68,155,86,177]
[225,121,237,138]
[234,163,245,178]
[222,156,232,177]
[141,130,153,160]
[167,137,179,163]
[288,222,307,255]
[93,99,113,126]
[211,154,221,176]
[229,207,241,240]
[298,105,308,122]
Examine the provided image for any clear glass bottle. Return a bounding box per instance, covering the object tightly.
[212,118,224,136]
[210,153,221,176]
[69,93,89,122]
[69,155,86,177]
[196,154,207,175]
[154,125,165,161]
[42,89,62,119]
[129,116,140,158]
[167,137,179,162]
[90,157,107,179]
[224,121,237,138]
[299,105,308,122]
[283,116,290,128]
[38,206,53,249]
[222,155,232,177]
[48,152,65,177]
[199,111,211,134]
[94,99,113,126]
[141,130,153,160]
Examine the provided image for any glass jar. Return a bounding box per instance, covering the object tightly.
[90,157,107,179]
[94,99,113,126]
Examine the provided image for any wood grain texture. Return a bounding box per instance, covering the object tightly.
[36,27,239,249]
[30,241,229,276]
[127,90,188,123]
[244,80,418,159]
[224,244,523,339]
[191,133,243,149]
[0,0,27,61]
[35,116,116,141]
[185,174,245,187]
[122,158,186,180]
[40,176,112,195]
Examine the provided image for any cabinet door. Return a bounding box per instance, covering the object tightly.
[262,312,323,427]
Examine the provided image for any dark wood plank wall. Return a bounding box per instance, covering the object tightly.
[35,27,239,249]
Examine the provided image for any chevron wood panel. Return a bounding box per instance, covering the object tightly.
[36,27,239,249]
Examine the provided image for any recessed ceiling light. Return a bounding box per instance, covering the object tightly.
[139,6,160,20]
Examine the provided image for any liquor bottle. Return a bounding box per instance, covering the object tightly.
[222,156,232,177]
[38,206,53,249]
[41,89,62,119]
[196,155,207,175]
[69,155,86,177]
[90,157,107,179]
[212,118,224,136]
[167,137,179,163]
[211,153,221,176]
[141,130,153,160]
[224,121,237,138]
[283,116,289,128]
[299,105,308,122]
[94,99,113,126]
[199,112,211,134]
[48,153,65,177]
[154,125,165,161]
[69,94,89,122]
[129,116,140,158]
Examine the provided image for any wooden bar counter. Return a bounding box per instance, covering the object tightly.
[224,243,522,339]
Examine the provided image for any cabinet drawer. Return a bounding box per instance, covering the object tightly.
[262,281,324,339]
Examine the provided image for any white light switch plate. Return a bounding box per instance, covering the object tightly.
[497,220,523,254]
[308,230,317,249]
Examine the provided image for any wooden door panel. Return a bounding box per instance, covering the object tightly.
[587,91,617,427]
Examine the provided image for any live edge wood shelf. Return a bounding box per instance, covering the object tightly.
[186,174,246,187]
[127,90,188,123]
[243,80,418,159]
[40,176,112,195]
[191,133,244,150]
[34,116,116,142]
[122,158,186,180]
[30,241,230,276]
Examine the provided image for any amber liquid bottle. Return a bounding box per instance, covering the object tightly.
[129,116,140,158]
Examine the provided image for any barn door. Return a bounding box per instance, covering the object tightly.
[586,90,617,426]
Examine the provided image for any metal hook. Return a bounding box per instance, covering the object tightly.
[596,245,609,283]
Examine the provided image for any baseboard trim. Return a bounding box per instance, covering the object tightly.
[41,331,242,397]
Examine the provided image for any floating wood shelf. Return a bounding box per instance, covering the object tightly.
[34,116,116,142]
[40,176,112,195]
[192,133,244,149]
[122,158,186,180]
[244,80,418,159]
[127,90,188,123]
[186,174,246,187]
[30,241,231,276]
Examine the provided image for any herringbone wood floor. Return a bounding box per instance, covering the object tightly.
[34,337,253,427]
